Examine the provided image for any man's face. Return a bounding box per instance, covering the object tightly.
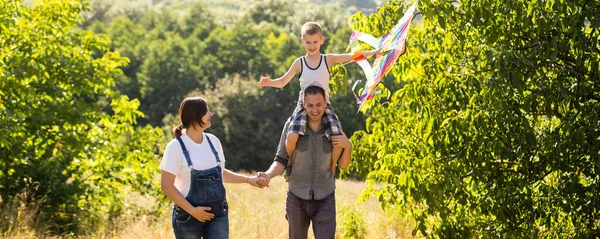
[303,93,326,123]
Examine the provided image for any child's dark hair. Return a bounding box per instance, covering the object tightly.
[172,97,208,137]
[304,85,326,98]
[301,22,323,37]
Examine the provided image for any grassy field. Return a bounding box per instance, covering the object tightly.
[2,175,416,239]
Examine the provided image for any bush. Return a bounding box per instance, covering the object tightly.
[338,204,366,239]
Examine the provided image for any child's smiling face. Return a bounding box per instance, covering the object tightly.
[301,33,325,56]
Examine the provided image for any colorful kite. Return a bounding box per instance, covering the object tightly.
[350,0,419,112]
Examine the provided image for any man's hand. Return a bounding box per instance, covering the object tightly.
[256,172,272,187]
[258,76,271,87]
[332,131,352,149]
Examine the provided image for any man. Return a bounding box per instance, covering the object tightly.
[257,85,353,239]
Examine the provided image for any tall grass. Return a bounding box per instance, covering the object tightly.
[1,175,416,239]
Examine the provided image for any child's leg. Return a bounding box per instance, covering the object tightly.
[284,102,306,181]
[286,132,299,162]
[331,144,342,174]
[325,103,343,175]
[286,105,307,162]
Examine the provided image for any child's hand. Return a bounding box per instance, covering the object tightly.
[332,131,352,149]
[258,77,271,87]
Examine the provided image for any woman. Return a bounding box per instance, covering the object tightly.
[160,96,260,239]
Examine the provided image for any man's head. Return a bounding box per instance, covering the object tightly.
[300,22,325,56]
[303,85,327,123]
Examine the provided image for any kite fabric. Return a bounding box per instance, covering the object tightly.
[349,0,419,112]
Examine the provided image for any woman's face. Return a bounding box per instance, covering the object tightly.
[201,108,213,129]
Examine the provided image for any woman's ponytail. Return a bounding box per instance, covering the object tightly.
[172,123,184,137]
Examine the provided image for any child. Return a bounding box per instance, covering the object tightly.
[259,22,378,178]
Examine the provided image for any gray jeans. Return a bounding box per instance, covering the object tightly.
[286,190,336,239]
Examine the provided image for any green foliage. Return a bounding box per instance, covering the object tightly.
[338,204,366,239]
[180,2,217,39]
[245,0,296,31]
[242,0,348,35]
[341,0,600,237]
[137,33,205,125]
[343,0,377,11]
[0,0,164,234]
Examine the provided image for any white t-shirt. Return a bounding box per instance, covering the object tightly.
[159,133,226,197]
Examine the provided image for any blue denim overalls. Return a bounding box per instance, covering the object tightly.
[171,134,229,239]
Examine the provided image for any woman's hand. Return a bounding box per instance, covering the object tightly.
[190,206,214,222]
[247,175,264,188]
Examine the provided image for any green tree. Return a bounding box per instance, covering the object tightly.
[244,0,295,31]
[106,16,148,100]
[243,0,347,35]
[0,0,164,234]
[180,2,216,39]
[343,0,377,10]
[205,22,279,79]
[137,34,203,126]
[137,9,181,38]
[341,0,600,237]
[82,0,150,27]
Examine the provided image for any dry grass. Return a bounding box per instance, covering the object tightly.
[1,175,417,239]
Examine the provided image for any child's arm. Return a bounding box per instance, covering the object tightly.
[258,58,302,88]
[326,49,381,66]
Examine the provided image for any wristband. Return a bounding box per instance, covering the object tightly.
[352,50,364,61]
[245,177,249,184]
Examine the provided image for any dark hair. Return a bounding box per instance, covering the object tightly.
[172,97,208,137]
[304,85,326,99]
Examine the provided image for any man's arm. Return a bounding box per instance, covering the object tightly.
[326,49,381,65]
[258,58,301,88]
[332,131,352,170]
[265,160,286,179]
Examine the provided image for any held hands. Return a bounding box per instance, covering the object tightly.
[255,172,272,187]
[258,76,271,87]
[191,206,214,222]
[245,174,271,188]
[246,175,265,188]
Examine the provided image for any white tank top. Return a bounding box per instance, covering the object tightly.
[298,55,330,101]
